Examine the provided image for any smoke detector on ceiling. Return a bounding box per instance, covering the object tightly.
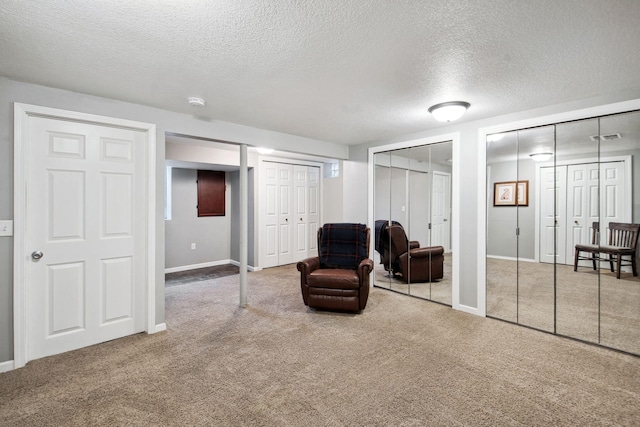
[589,133,622,142]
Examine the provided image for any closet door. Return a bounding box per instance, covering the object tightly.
[516,126,554,332]
[263,162,280,268]
[486,130,519,323]
[307,167,320,258]
[599,110,639,355]
[555,119,600,343]
[373,152,392,290]
[293,165,309,261]
[566,163,599,266]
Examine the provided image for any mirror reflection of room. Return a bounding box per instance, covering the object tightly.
[373,142,453,305]
[486,110,640,356]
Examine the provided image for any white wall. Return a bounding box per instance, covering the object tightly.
[322,162,343,224]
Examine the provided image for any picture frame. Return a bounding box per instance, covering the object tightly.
[493,180,529,206]
[516,180,529,206]
[493,181,517,206]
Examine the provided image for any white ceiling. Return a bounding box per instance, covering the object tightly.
[2,1,640,145]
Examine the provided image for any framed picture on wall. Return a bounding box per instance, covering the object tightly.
[494,181,517,206]
[493,180,529,206]
[517,180,529,206]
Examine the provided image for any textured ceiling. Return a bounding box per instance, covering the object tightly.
[1,0,640,145]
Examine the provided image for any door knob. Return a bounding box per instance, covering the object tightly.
[31,251,44,260]
[575,220,579,225]
[300,218,303,221]
[285,218,288,222]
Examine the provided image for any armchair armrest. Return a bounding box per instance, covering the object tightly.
[297,257,320,276]
[356,258,374,280]
[409,240,420,249]
[408,246,445,259]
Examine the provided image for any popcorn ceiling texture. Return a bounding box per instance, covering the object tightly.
[1,0,640,144]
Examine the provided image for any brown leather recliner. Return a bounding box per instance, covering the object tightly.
[387,224,444,283]
[297,224,374,312]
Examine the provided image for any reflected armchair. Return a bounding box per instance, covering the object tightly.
[297,223,373,312]
[386,224,444,283]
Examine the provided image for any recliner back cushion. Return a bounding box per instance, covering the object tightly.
[319,223,368,269]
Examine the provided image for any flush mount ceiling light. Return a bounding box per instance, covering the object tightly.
[256,147,274,155]
[428,101,470,122]
[188,97,206,107]
[529,152,553,162]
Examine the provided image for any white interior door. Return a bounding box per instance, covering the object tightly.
[431,171,451,252]
[26,115,146,361]
[408,170,429,247]
[539,166,567,264]
[541,160,626,266]
[293,165,309,261]
[599,161,627,236]
[566,163,600,265]
[277,163,294,265]
[262,162,279,268]
[307,167,320,257]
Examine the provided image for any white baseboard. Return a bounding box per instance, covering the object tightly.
[0,360,15,373]
[455,304,483,317]
[229,260,260,272]
[151,323,167,333]
[165,259,232,274]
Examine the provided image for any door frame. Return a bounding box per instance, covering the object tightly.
[533,156,632,264]
[13,103,157,369]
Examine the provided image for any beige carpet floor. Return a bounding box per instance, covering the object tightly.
[1,265,639,426]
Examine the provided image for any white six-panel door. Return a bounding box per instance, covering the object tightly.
[540,161,625,265]
[307,167,320,258]
[431,171,451,252]
[261,162,321,267]
[539,166,567,264]
[27,116,147,361]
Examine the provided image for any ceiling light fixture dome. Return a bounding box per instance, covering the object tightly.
[188,97,206,107]
[529,152,553,162]
[256,147,274,155]
[428,101,470,122]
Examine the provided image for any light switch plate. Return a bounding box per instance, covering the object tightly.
[0,220,13,237]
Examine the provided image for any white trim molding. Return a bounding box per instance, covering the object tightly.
[0,360,15,373]
[13,103,158,368]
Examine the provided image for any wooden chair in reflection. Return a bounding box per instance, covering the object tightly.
[574,222,640,279]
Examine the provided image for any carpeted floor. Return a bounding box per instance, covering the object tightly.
[1,264,639,426]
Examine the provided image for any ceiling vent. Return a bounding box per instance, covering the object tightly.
[590,133,622,142]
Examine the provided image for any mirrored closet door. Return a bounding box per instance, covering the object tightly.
[373,141,453,305]
[486,110,640,355]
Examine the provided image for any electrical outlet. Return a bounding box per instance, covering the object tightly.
[191,243,196,250]
[0,220,13,237]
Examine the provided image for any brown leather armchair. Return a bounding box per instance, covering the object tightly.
[297,224,374,312]
[386,224,444,283]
